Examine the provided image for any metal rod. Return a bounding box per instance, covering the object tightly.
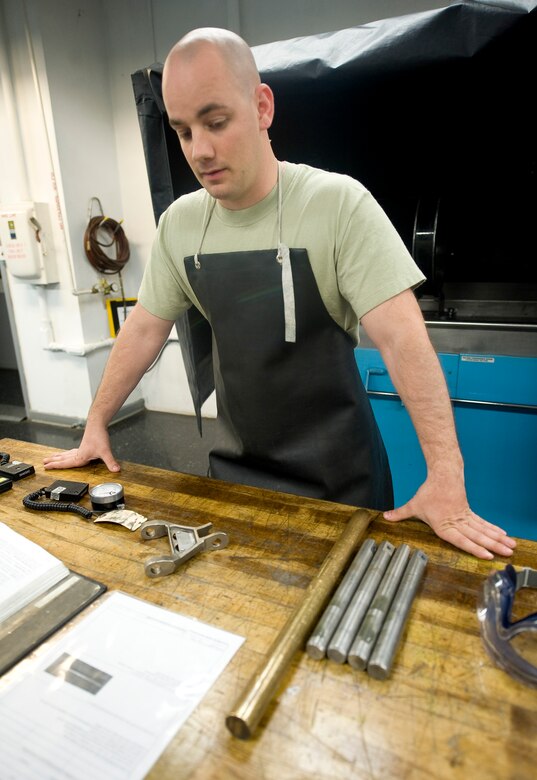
[347,543,411,670]
[306,538,377,660]
[426,319,537,332]
[327,540,395,664]
[367,549,428,680]
[225,508,373,740]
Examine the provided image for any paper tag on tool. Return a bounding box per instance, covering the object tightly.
[94,509,147,531]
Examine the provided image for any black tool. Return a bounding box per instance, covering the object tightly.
[0,452,35,481]
[44,480,89,502]
[22,487,93,520]
[0,475,13,494]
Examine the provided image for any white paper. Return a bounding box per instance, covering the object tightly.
[0,591,244,780]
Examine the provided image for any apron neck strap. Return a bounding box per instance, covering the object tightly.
[275,161,296,343]
[277,160,284,247]
[194,198,216,269]
[193,160,296,344]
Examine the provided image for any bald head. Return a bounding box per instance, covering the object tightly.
[163,28,260,98]
[161,27,277,210]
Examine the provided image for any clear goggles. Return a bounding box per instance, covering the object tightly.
[477,564,537,688]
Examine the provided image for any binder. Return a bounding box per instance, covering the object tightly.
[0,571,106,676]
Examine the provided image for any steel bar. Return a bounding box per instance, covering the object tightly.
[367,549,428,680]
[306,538,377,660]
[347,543,411,670]
[327,540,395,664]
[225,508,373,739]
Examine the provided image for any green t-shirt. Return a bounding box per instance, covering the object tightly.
[139,162,424,342]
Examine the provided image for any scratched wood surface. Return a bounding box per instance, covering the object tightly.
[1,437,536,780]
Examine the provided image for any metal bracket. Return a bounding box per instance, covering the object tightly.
[140,520,229,577]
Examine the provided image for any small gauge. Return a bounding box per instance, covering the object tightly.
[89,482,125,511]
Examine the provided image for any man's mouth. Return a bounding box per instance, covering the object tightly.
[201,168,226,181]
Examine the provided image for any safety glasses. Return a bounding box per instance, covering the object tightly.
[477,564,537,687]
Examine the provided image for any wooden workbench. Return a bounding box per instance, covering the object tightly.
[1,437,536,779]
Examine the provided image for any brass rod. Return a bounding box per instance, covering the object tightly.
[225,508,373,739]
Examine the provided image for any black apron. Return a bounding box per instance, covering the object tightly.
[181,257,392,509]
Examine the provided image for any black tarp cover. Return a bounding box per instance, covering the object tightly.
[132,0,536,227]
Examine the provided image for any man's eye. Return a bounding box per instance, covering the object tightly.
[178,130,192,141]
[209,118,227,131]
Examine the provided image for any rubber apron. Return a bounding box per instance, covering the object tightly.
[182,166,393,510]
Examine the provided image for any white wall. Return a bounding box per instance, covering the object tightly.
[0,0,144,422]
[0,1,92,421]
[0,0,447,423]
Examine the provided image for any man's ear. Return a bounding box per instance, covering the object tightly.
[256,83,275,130]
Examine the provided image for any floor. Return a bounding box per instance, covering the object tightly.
[0,368,216,476]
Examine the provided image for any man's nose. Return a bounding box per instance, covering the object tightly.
[191,130,215,161]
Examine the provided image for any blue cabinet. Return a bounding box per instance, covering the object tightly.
[355,347,537,540]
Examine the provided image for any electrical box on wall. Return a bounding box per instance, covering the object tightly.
[0,202,58,285]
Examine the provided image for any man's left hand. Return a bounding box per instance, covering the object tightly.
[383,478,517,559]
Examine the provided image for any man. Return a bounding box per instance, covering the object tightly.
[44,28,515,561]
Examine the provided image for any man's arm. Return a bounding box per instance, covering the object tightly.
[360,289,516,559]
[43,303,174,471]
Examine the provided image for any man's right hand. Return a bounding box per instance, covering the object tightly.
[42,304,173,475]
[43,430,121,472]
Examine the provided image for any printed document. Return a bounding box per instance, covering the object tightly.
[0,591,244,779]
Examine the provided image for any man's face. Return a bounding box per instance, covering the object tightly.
[163,47,268,210]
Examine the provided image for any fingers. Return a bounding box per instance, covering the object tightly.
[43,448,121,473]
[89,444,121,472]
[102,456,121,473]
[383,502,414,523]
[434,509,516,560]
[43,449,91,470]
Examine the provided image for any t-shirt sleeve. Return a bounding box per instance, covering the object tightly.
[336,189,425,321]
[138,208,193,320]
